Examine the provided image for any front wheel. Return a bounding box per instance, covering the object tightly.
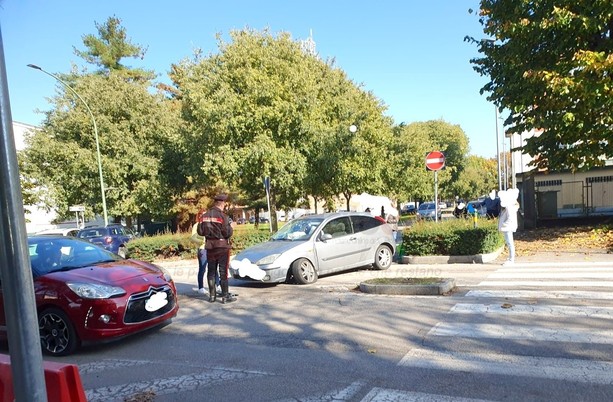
[373,245,393,270]
[291,258,318,284]
[39,308,79,356]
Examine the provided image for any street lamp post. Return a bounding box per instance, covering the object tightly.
[494,106,502,191]
[27,64,108,226]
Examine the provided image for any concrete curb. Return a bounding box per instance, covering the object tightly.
[401,246,504,265]
[359,278,456,295]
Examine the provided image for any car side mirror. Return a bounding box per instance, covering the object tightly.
[320,233,332,242]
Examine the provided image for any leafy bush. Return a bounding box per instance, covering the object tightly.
[402,218,504,256]
[127,228,272,262]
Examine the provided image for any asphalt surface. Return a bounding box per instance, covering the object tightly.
[159,247,612,295]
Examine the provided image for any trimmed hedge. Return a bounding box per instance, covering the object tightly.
[127,229,272,262]
[401,218,504,256]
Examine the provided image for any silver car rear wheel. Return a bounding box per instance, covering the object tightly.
[374,245,392,270]
[292,258,318,284]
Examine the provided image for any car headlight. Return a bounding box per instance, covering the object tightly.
[256,254,281,265]
[157,265,173,282]
[66,282,126,299]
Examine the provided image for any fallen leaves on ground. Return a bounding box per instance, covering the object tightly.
[514,224,612,256]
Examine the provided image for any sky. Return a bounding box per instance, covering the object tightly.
[0,0,500,158]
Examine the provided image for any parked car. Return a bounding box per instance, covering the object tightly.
[35,227,80,237]
[76,224,136,258]
[248,216,269,224]
[416,202,442,220]
[402,205,416,215]
[0,236,178,356]
[236,217,247,225]
[467,200,487,217]
[230,212,395,285]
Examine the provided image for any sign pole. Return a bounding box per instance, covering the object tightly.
[425,150,445,222]
[434,170,439,222]
[263,176,272,233]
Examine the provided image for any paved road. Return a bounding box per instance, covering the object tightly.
[53,250,613,401]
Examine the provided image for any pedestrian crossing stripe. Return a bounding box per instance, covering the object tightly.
[428,322,613,344]
[477,280,613,287]
[398,349,613,385]
[85,366,271,402]
[362,387,494,401]
[487,271,613,279]
[449,303,613,318]
[497,261,613,268]
[465,289,613,299]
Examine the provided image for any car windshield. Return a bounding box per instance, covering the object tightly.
[419,203,435,210]
[29,237,120,276]
[77,228,108,238]
[271,216,324,241]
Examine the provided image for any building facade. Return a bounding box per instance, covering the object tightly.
[510,128,613,228]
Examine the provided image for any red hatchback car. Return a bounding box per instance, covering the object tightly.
[0,236,179,356]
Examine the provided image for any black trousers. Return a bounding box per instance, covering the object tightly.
[206,248,231,293]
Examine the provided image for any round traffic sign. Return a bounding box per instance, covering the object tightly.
[426,151,445,171]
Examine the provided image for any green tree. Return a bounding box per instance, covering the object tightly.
[469,1,613,171]
[449,155,498,201]
[174,28,393,225]
[22,18,181,225]
[388,120,469,203]
[387,123,434,204]
[22,73,180,224]
[74,16,155,82]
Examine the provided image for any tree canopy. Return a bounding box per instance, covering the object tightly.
[173,29,394,227]
[73,16,155,82]
[21,20,481,227]
[469,0,613,171]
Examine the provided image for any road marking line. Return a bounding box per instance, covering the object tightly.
[276,381,365,402]
[488,272,613,279]
[78,359,150,375]
[477,280,613,287]
[498,262,613,268]
[85,368,270,402]
[361,387,493,401]
[428,322,613,344]
[493,267,613,273]
[450,303,613,318]
[465,289,613,300]
[398,349,613,385]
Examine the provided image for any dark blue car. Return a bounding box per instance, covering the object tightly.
[76,224,136,258]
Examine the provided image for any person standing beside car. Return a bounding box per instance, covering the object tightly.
[190,210,220,297]
[197,194,237,303]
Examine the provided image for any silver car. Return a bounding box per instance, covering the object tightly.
[230,212,396,284]
[416,202,442,220]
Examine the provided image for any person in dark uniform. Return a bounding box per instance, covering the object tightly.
[197,194,236,303]
[483,190,501,218]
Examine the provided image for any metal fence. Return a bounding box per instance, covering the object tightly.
[535,175,613,218]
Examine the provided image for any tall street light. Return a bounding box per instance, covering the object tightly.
[27,64,108,226]
[494,106,502,191]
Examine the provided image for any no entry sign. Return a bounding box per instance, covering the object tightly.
[426,151,445,171]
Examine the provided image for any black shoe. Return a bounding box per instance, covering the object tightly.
[208,294,216,303]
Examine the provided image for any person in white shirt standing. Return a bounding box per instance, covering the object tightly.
[498,188,520,265]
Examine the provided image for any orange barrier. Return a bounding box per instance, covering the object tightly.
[0,353,87,401]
